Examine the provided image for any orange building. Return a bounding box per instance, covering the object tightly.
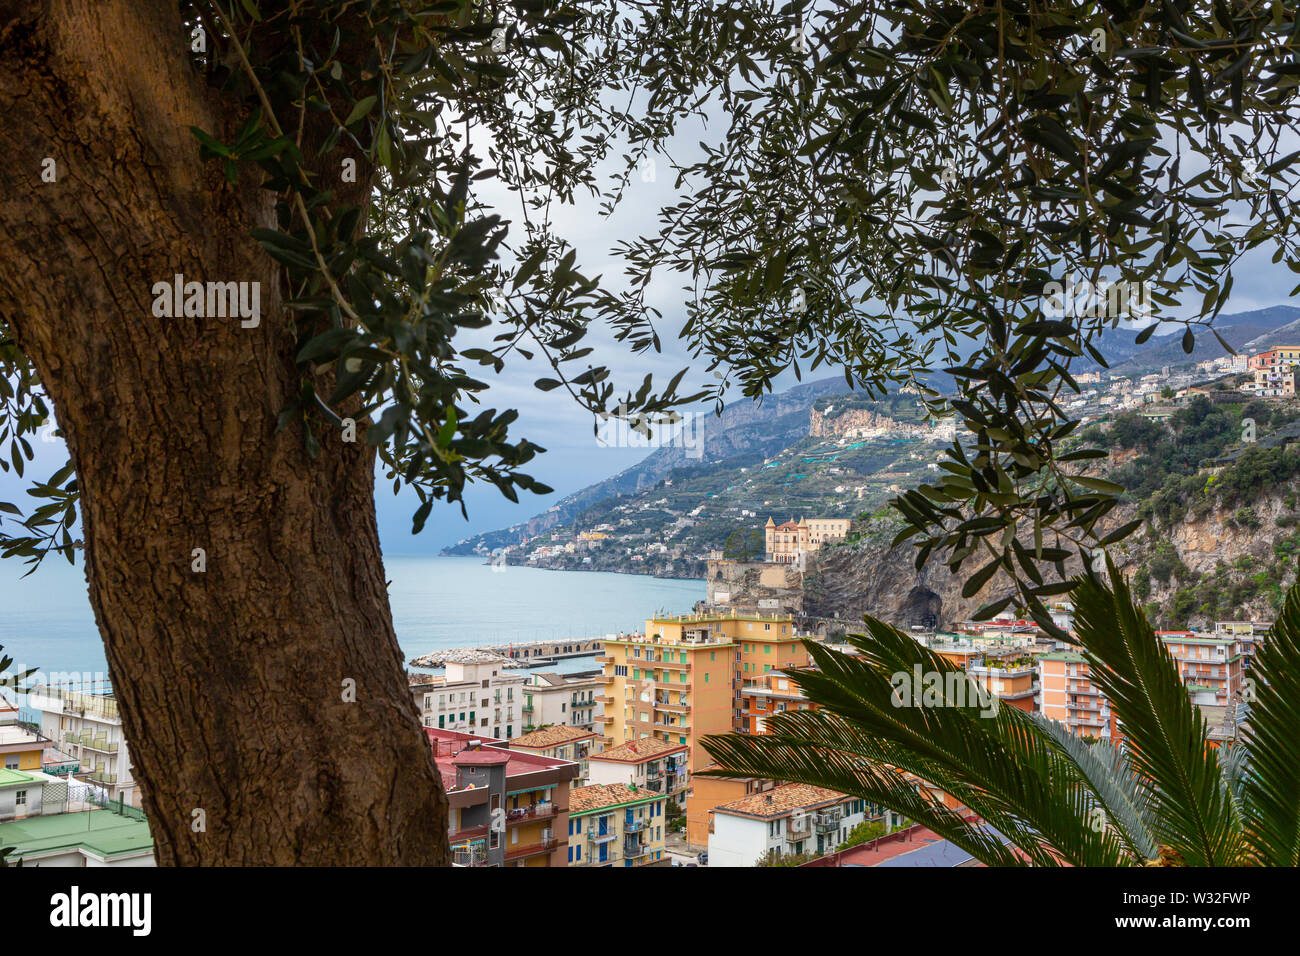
[965,655,1040,714]
[685,766,779,846]
[1038,651,1118,739]
[1156,632,1246,706]
[597,612,812,771]
[738,671,814,734]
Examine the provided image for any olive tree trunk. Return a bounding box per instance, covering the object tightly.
[0,1,448,864]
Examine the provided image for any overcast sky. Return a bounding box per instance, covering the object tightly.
[7,52,1300,562]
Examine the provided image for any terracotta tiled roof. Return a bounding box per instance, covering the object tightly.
[589,738,686,763]
[509,725,596,750]
[570,783,660,814]
[713,783,845,819]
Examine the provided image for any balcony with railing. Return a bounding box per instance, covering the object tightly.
[653,696,688,713]
[504,836,558,862]
[452,844,490,867]
[506,803,564,826]
[813,811,842,832]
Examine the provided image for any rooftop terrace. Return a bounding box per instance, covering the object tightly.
[0,809,153,862]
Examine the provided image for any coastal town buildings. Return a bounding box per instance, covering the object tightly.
[706,783,873,866]
[1038,651,1118,739]
[0,768,154,866]
[1156,632,1247,706]
[586,738,689,804]
[685,768,779,845]
[507,725,597,785]
[520,671,603,734]
[429,728,580,867]
[738,671,814,734]
[566,782,668,867]
[596,611,814,770]
[963,655,1041,714]
[26,683,140,808]
[409,650,526,740]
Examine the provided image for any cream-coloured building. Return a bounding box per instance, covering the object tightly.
[764,516,851,564]
[410,651,526,740]
[27,684,140,808]
[521,671,603,734]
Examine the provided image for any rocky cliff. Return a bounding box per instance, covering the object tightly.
[809,406,902,438]
[801,484,1300,631]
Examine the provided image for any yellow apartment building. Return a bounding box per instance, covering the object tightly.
[566,783,668,867]
[597,612,813,770]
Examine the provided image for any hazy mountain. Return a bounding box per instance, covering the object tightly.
[442,376,851,553]
[447,305,1300,556]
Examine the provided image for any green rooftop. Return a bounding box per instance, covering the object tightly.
[0,810,153,861]
[1040,651,1089,663]
[0,768,40,788]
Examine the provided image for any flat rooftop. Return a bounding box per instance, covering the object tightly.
[0,809,153,861]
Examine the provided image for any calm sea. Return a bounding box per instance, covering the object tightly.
[0,554,704,681]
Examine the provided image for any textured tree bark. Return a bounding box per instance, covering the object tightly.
[0,2,448,864]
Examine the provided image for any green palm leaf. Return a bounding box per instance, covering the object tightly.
[1239,568,1300,865]
[1071,561,1244,865]
[705,615,1132,866]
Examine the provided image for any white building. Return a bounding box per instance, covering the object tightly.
[521,671,603,733]
[27,684,139,808]
[0,768,155,866]
[707,783,873,866]
[411,652,526,740]
[586,738,689,804]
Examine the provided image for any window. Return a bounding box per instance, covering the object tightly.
[704,674,710,683]
[765,645,771,654]
[15,789,26,806]
[615,665,627,677]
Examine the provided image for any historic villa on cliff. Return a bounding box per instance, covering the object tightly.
[764,516,852,565]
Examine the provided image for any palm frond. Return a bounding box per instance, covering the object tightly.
[705,616,1132,866]
[1239,564,1300,865]
[1071,561,1244,865]
[1032,714,1159,861]
[700,714,1030,867]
